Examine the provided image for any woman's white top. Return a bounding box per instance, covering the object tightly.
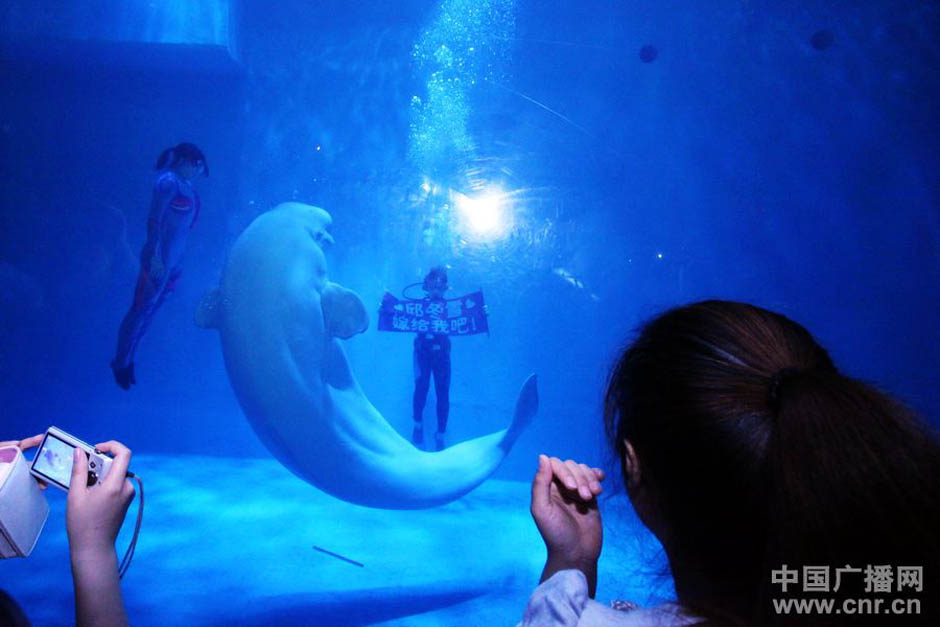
[517,569,700,626]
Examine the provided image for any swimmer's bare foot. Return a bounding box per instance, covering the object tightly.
[435,431,446,452]
[110,360,135,390]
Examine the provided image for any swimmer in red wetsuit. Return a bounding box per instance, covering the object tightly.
[110,143,208,389]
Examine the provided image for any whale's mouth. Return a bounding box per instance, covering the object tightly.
[306,225,334,249]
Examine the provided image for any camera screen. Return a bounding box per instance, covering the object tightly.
[32,433,76,488]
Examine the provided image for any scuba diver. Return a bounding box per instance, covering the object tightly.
[110,142,208,389]
[412,267,452,451]
[379,266,489,450]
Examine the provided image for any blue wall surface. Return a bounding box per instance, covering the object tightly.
[1,0,937,481]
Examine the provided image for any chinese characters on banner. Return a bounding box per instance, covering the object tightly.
[377,291,489,336]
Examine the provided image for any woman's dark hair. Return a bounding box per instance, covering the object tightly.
[0,590,29,627]
[422,266,448,291]
[155,142,208,176]
[604,300,939,626]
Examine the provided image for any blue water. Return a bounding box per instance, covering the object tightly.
[1,456,671,625]
[1,1,937,624]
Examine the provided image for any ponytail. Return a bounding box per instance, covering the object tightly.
[155,147,176,170]
[762,371,940,623]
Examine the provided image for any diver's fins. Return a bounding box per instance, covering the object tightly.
[110,360,134,390]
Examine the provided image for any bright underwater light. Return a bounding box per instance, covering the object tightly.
[454,188,510,240]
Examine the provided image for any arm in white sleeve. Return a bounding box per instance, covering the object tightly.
[518,569,590,627]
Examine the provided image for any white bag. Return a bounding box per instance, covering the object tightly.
[0,446,49,558]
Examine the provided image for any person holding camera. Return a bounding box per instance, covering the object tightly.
[1,435,134,627]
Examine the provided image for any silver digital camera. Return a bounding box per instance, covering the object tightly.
[29,426,114,491]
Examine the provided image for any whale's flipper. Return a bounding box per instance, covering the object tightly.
[195,288,223,329]
[322,281,369,339]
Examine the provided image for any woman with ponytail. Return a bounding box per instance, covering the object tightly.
[110,143,208,389]
[521,300,939,625]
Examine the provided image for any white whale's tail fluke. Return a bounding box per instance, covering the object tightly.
[370,374,539,509]
[325,373,539,510]
[500,373,538,452]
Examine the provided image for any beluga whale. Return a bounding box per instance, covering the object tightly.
[196,202,538,509]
